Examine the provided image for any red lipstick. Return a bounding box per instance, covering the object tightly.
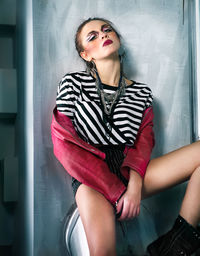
[103,39,113,47]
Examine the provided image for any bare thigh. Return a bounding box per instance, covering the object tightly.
[75,184,116,256]
[142,141,200,198]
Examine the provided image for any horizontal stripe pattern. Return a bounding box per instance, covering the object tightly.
[56,71,153,145]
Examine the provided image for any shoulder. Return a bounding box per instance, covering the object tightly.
[60,71,94,85]
[128,80,153,95]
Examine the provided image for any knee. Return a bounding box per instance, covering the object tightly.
[190,165,200,179]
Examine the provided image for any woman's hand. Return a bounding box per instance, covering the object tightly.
[116,170,143,221]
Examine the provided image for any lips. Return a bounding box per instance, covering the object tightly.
[103,39,113,47]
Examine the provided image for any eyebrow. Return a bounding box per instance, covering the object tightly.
[86,24,110,38]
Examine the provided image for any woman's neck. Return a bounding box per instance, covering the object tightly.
[94,56,121,87]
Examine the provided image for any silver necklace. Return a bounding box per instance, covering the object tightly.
[95,71,127,116]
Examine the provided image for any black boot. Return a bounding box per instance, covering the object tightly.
[147,215,200,256]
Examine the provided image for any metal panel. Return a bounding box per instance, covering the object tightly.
[3,156,18,202]
[190,0,200,141]
[14,0,34,255]
[0,0,16,25]
[0,69,17,113]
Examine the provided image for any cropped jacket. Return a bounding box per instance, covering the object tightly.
[51,106,155,206]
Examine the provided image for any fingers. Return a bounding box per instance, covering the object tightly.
[116,192,141,221]
[116,195,124,218]
[118,200,140,221]
[118,200,129,220]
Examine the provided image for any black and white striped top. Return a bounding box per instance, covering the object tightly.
[56,71,153,146]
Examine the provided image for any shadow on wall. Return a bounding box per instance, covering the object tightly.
[152,99,166,158]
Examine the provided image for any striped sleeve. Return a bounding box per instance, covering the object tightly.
[144,87,153,109]
[56,74,79,120]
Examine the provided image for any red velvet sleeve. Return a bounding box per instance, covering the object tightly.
[51,108,126,206]
[121,107,155,178]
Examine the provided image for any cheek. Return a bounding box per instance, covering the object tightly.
[113,33,120,45]
[84,42,99,55]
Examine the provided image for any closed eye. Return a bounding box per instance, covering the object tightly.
[87,33,98,42]
[102,26,113,33]
[86,25,113,42]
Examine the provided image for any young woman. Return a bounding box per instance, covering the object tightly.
[51,17,200,256]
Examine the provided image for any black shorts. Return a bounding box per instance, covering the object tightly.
[71,144,128,197]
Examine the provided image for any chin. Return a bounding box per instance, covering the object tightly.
[103,46,120,58]
[108,50,120,59]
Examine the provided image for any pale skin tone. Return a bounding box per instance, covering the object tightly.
[75,20,200,256]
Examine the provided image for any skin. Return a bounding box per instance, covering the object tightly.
[79,20,132,87]
[75,20,200,256]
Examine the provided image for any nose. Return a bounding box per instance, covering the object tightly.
[100,31,108,39]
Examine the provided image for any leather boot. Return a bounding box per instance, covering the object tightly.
[147,215,200,256]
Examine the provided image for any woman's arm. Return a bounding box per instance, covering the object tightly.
[51,108,127,206]
[117,107,155,220]
[121,106,155,179]
[117,170,142,220]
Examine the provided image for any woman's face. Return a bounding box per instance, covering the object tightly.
[79,20,120,63]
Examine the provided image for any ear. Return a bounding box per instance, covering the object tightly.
[80,50,92,62]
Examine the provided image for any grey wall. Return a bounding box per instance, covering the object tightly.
[33,0,192,255]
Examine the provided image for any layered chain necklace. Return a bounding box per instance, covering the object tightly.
[94,69,127,134]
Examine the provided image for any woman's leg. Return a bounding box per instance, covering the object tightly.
[179,165,200,227]
[75,184,117,256]
[142,141,200,255]
[142,140,200,226]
